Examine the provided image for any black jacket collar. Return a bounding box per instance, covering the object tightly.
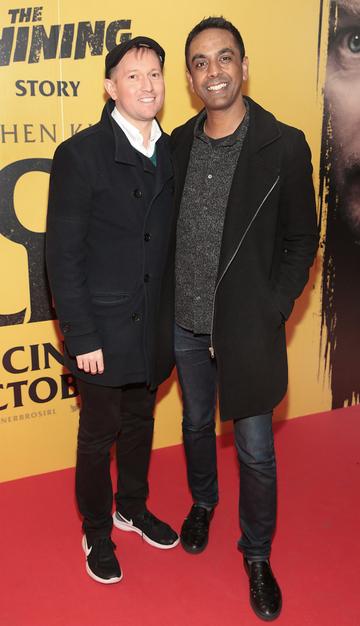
[100,99,169,169]
[172,96,281,155]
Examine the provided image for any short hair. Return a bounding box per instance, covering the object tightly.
[185,16,246,70]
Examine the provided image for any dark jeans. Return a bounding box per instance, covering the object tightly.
[76,378,156,543]
[175,323,277,560]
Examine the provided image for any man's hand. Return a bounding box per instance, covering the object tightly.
[76,349,104,375]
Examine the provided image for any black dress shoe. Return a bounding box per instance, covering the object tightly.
[244,558,282,621]
[180,504,214,554]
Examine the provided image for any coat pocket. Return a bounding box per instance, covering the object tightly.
[91,292,132,316]
[262,285,284,329]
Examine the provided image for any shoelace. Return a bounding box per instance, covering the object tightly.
[187,508,210,535]
[249,563,278,599]
[136,510,160,528]
[95,537,117,560]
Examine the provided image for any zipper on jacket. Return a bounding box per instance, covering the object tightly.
[208,176,280,359]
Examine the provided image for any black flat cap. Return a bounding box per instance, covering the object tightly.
[105,36,165,78]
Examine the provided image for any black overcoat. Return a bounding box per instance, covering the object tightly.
[171,97,319,420]
[46,100,174,388]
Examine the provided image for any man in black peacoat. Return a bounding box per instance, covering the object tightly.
[46,37,179,585]
[171,18,318,621]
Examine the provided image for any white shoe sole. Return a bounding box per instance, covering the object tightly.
[82,535,123,584]
[112,513,180,550]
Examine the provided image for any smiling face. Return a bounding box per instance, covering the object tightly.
[186,28,248,113]
[325,0,360,235]
[104,47,164,128]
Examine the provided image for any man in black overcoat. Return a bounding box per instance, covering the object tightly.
[171,17,318,620]
[46,37,179,585]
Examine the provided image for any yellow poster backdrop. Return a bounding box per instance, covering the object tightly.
[1,0,331,482]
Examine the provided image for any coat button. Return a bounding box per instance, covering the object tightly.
[144,232,151,242]
[144,273,150,283]
[132,312,141,322]
[62,322,71,333]
[133,189,142,199]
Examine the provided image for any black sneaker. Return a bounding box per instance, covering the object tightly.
[113,509,179,549]
[244,558,282,621]
[82,535,122,584]
[180,504,214,554]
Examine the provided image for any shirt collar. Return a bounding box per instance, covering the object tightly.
[194,99,250,147]
[111,105,162,158]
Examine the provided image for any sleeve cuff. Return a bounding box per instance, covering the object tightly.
[64,332,103,357]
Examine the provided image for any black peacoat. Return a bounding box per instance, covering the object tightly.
[46,100,175,388]
[171,97,319,420]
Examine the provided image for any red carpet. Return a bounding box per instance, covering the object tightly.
[0,406,359,626]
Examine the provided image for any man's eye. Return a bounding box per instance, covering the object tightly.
[346,30,360,54]
[220,55,231,63]
[195,60,207,69]
[151,72,160,78]
[129,74,137,79]
[332,27,360,58]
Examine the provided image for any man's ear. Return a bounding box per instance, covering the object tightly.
[186,70,194,93]
[242,56,249,82]
[104,78,116,100]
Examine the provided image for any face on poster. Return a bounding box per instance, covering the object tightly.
[320,0,360,408]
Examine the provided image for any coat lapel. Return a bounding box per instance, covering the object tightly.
[101,101,139,167]
[171,115,198,218]
[216,98,282,280]
[153,133,173,197]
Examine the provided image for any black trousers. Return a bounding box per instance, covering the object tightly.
[75,378,156,542]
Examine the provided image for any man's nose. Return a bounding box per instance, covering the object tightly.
[207,58,220,77]
[141,75,154,91]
